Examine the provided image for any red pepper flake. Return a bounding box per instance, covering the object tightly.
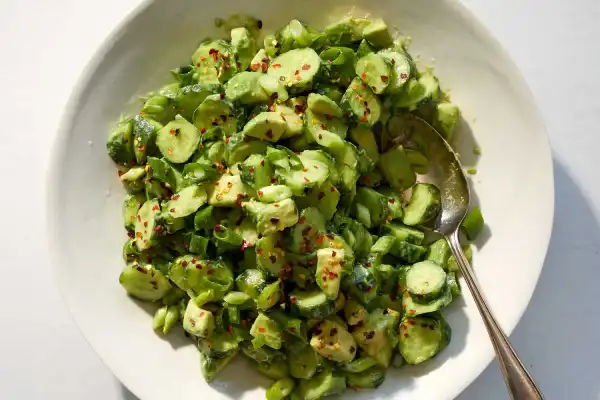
[152,204,159,211]
[272,63,281,69]
[208,48,219,62]
[302,168,308,172]
[269,255,277,264]
[143,221,148,227]
[294,104,306,114]
[389,198,396,204]
[362,176,372,185]
[258,327,265,332]
[127,231,134,238]
[220,93,225,100]
[298,217,306,224]
[302,64,311,70]
[303,177,310,183]
[225,137,230,144]
[322,276,327,281]
[404,333,409,338]
[367,287,372,292]
[331,251,337,257]
[136,266,147,274]
[227,324,233,334]
[199,311,205,317]
[405,292,411,298]
[318,134,323,140]
[270,217,279,224]
[240,319,248,325]
[260,160,265,167]
[271,177,277,183]
[328,272,338,279]
[288,327,296,332]
[361,72,367,80]
[324,114,332,121]
[401,324,407,331]
[330,186,337,193]
[274,204,279,208]
[214,225,223,232]
[294,69,300,75]
[362,82,367,89]
[266,130,273,139]
[250,63,260,72]
[201,127,207,134]
[409,309,416,314]
[256,248,263,255]
[400,72,408,80]
[182,261,188,267]
[320,123,327,130]
[329,328,338,336]
[257,190,263,197]
[317,192,325,200]
[381,75,389,82]
[270,92,279,100]
[207,269,213,275]
[170,208,175,213]
[138,144,146,151]
[261,63,268,73]
[360,114,368,123]
[408,320,416,326]
[240,240,253,252]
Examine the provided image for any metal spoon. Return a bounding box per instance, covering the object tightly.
[395,114,543,400]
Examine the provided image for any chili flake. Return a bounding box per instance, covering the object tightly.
[381,75,389,82]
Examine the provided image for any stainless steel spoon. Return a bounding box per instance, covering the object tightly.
[394,114,543,400]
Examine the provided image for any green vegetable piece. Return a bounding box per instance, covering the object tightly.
[310,319,357,363]
[249,48,270,73]
[277,19,326,53]
[391,73,440,110]
[226,132,269,164]
[257,185,293,203]
[175,83,223,121]
[263,34,279,57]
[342,77,382,126]
[169,256,234,300]
[231,27,257,71]
[259,74,289,102]
[240,154,273,189]
[379,145,416,190]
[236,269,267,298]
[405,148,429,174]
[403,183,441,226]
[285,338,322,380]
[280,155,330,196]
[448,244,473,272]
[134,199,161,250]
[120,166,146,184]
[107,118,135,166]
[192,94,237,137]
[224,291,252,305]
[405,261,448,302]
[447,272,462,297]
[266,378,296,400]
[289,289,336,319]
[256,233,286,278]
[241,341,280,363]
[156,118,201,163]
[427,238,451,268]
[390,240,427,263]
[351,309,398,367]
[273,103,304,138]
[200,351,237,382]
[244,198,299,236]
[225,71,269,104]
[298,368,346,400]
[163,304,180,334]
[304,109,347,148]
[164,185,207,218]
[257,279,282,309]
[314,83,344,103]
[208,174,248,207]
[132,115,162,164]
[401,285,453,316]
[340,356,378,373]
[462,206,485,240]
[171,65,196,86]
[349,126,379,165]
[363,18,393,48]
[256,356,290,380]
[250,313,283,350]
[353,187,390,227]
[242,112,287,142]
[141,95,176,123]
[381,223,425,244]
[342,263,378,305]
[122,194,145,231]
[345,366,386,389]
[324,16,370,45]
[319,46,356,88]
[307,93,343,118]
[152,305,168,331]
[316,248,346,300]
[355,53,393,94]
[356,39,376,59]
[119,260,172,301]
[434,102,461,141]
[377,50,414,94]
[199,331,241,358]
[398,314,451,364]
[267,48,321,93]
[182,299,214,337]
[191,39,238,84]
[343,298,368,326]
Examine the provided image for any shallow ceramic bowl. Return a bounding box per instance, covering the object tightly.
[48,0,554,399]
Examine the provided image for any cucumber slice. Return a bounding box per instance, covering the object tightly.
[434,102,461,141]
[256,233,287,278]
[405,261,447,302]
[266,378,296,400]
[285,206,326,253]
[316,248,346,299]
[307,93,343,118]
[401,285,453,317]
[380,223,425,245]
[355,53,393,94]
[310,319,357,363]
[348,126,380,165]
[379,145,416,190]
[280,155,330,196]
[156,119,201,164]
[390,240,427,263]
[267,48,321,93]
[119,260,172,301]
[132,115,162,164]
[244,198,299,236]
[134,199,161,250]
[175,83,223,121]
[391,73,440,110]
[200,351,237,382]
[191,39,238,84]
[257,185,293,203]
[427,238,451,268]
[250,313,283,350]
[289,289,336,319]
[447,272,462,297]
[377,50,414,94]
[235,269,267,299]
[242,112,287,142]
[107,118,135,166]
[345,366,386,389]
[324,16,370,46]
[363,18,393,49]
[304,109,348,149]
[208,174,248,207]
[298,369,346,400]
[164,185,208,218]
[240,154,273,189]
[462,206,485,240]
[403,183,441,226]
[231,27,257,71]
[225,71,269,104]
[257,279,282,309]
[192,94,237,137]
[319,47,356,88]
[342,77,382,126]
[122,194,145,231]
[398,314,451,364]
[273,103,303,138]
[259,74,289,102]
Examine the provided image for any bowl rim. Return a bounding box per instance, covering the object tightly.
[46,0,555,399]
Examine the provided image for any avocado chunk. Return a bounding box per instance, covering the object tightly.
[351,309,398,367]
[250,313,283,350]
[119,261,172,301]
[208,174,248,207]
[225,71,269,104]
[363,18,394,48]
[310,319,357,363]
[231,27,257,71]
[182,300,214,337]
[316,248,346,299]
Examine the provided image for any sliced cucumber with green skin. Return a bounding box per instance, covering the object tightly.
[448,244,473,272]
[342,264,378,305]
[403,183,441,226]
[123,194,145,231]
[405,148,430,174]
[405,261,447,302]
[208,174,249,207]
[298,369,346,400]
[339,355,378,373]
[401,285,453,317]
[310,319,357,363]
[250,48,270,73]
[175,83,223,120]
[231,27,257,71]
[307,93,343,118]
[107,118,135,166]
[235,269,267,299]
[191,39,238,84]
[256,233,287,278]
[285,337,323,380]
[356,39,376,59]
[119,260,172,301]
[164,185,207,218]
[380,223,425,245]
[391,73,440,110]
[199,331,239,358]
[390,240,427,263]
[289,289,336,319]
[280,156,330,196]
[266,378,296,400]
[225,71,269,104]
[314,83,344,103]
[240,154,273,189]
[398,314,451,365]
[447,272,461,296]
[257,185,293,203]
[377,50,414,94]
[434,102,461,141]
[379,145,416,190]
[257,279,282,309]
[353,186,390,227]
[259,74,289,102]
[304,108,348,144]
[342,77,382,126]
[356,53,393,94]
[192,94,237,137]
[134,199,161,250]
[285,206,327,253]
[250,313,283,350]
[363,18,393,49]
[273,103,303,138]
[133,115,162,164]
[156,119,201,164]
[141,95,176,124]
[242,112,287,142]
[244,198,299,236]
[146,157,177,189]
[324,16,370,46]
[241,341,281,363]
[267,48,321,93]
[200,351,237,382]
[319,47,356,88]
[462,206,485,240]
[345,366,386,389]
[427,238,451,268]
[349,126,380,165]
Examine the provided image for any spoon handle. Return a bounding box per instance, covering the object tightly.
[447,231,544,400]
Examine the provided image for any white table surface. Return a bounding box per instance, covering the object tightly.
[1,0,599,398]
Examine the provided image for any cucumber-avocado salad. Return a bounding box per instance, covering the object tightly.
[107,14,485,400]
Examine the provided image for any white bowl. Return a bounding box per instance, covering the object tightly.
[48,0,554,399]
